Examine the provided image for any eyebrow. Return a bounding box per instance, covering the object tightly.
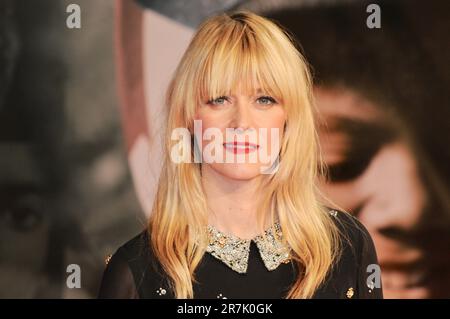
[320,116,396,137]
[321,116,399,160]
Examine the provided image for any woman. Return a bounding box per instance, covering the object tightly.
[98,10,382,299]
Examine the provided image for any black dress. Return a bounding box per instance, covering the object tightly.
[98,209,383,299]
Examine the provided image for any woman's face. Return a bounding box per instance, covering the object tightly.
[314,86,448,298]
[194,83,286,181]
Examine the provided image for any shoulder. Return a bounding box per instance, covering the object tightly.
[115,230,151,261]
[322,207,383,298]
[113,229,165,280]
[325,207,374,255]
[97,231,148,299]
[99,229,169,298]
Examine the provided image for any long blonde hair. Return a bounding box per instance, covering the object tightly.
[149,10,342,298]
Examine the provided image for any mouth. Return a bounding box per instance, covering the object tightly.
[223,141,259,154]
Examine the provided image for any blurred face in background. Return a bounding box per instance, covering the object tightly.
[0,7,52,296]
[315,85,450,298]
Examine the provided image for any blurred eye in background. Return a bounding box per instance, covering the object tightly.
[1,193,44,232]
[322,117,398,182]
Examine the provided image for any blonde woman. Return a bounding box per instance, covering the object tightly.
[98,11,382,299]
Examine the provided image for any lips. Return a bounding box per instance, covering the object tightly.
[223,141,259,154]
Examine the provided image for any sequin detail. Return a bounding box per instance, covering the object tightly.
[156,287,167,296]
[346,287,354,298]
[104,254,112,266]
[329,209,338,217]
[206,222,291,274]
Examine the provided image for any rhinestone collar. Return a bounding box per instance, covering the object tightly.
[205,222,291,274]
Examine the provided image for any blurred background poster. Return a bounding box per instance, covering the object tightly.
[0,0,449,298]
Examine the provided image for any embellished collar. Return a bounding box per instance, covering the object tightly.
[205,222,292,274]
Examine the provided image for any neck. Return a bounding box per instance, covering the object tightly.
[201,165,270,240]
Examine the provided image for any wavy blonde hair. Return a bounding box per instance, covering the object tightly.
[149,10,342,298]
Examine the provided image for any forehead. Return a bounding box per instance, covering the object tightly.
[204,77,279,98]
[225,86,267,97]
[314,86,402,139]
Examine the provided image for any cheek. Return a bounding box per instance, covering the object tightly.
[195,111,226,133]
[266,107,287,129]
[201,118,219,132]
[199,119,224,142]
[257,109,286,155]
[262,108,286,140]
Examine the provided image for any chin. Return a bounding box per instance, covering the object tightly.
[211,163,263,181]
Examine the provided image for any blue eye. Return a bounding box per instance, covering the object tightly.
[257,96,277,105]
[207,96,228,105]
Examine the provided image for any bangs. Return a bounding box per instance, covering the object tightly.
[194,19,286,108]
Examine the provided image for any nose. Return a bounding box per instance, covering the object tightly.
[230,98,253,131]
[357,142,426,232]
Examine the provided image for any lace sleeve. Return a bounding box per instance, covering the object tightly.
[97,248,139,299]
[355,220,384,299]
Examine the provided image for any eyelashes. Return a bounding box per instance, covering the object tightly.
[257,96,278,105]
[206,96,228,105]
[206,95,278,106]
